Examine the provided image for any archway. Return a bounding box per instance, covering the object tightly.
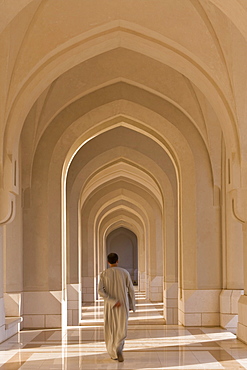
[106,227,138,285]
[13,24,229,333]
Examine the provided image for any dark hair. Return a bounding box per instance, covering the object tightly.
[107,253,118,264]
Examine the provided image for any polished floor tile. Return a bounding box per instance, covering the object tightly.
[1,292,247,369]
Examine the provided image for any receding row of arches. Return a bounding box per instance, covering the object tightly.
[1,1,247,345]
[3,66,242,332]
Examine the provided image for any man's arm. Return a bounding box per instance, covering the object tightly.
[98,273,119,308]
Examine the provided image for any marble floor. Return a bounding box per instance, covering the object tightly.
[1,292,247,369]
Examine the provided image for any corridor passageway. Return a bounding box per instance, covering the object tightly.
[1,0,247,352]
[1,293,247,369]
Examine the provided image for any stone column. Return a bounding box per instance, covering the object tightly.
[220,186,244,333]
[148,212,163,302]
[231,185,247,343]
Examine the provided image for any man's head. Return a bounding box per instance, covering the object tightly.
[107,252,118,265]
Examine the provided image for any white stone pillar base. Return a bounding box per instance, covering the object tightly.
[163,282,178,324]
[145,273,149,299]
[237,295,247,343]
[0,295,24,344]
[178,289,220,326]
[81,277,94,302]
[67,284,80,326]
[138,272,146,292]
[220,290,243,334]
[4,292,23,316]
[4,292,23,330]
[23,291,62,328]
[149,275,163,302]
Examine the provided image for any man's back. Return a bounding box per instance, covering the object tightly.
[97,253,136,361]
[99,266,134,311]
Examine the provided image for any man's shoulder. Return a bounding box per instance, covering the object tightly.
[100,267,129,276]
[116,267,130,275]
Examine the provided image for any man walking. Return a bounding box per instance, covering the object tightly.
[98,253,136,362]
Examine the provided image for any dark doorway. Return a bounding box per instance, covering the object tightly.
[106,227,138,285]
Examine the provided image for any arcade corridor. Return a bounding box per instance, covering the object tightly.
[1,0,247,353]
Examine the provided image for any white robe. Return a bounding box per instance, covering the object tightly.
[98,266,136,359]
